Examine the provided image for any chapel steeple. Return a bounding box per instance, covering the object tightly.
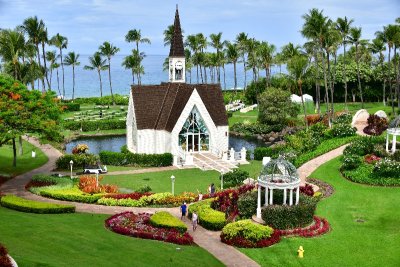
[169,5,185,83]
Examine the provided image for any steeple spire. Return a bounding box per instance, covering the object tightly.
[169,5,185,57]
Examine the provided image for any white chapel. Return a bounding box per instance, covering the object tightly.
[126,7,229,166]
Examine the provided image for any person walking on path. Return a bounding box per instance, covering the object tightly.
[210,183,215,197]
[180,202,187,220]
[192,211,198,231]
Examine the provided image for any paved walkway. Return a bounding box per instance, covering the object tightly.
[0,138,259,267]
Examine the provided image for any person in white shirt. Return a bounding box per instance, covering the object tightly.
[192,211,198,231]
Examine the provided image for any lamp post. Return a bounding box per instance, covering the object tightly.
[171,175,175,195]
[96,171,99,187]
[220,169,224,190]
[69,160,74,179]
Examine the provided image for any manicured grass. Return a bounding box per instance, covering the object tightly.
[238,161,262,179]
[317,102,393,116]
[102,168,221,194]
[229,108,258,126]
[240,157,400,266]
[0,207,223,267]
[0,140,48,177]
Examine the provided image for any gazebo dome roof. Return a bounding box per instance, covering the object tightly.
[259,157,299,185]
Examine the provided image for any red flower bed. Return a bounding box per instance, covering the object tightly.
[104,192,153,200]
[364,154,381,164]
[79,175,118,194]
[221,230,281,248]
[0,243,12,267]
[300,184,314,197]
[276,216,330,238]
[105,212,194,245]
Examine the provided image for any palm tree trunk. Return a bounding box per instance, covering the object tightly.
[36,44,46,92]
[242,56,247,89]
[355,45,364,108]
[72,65,75,100]
[343,43,348,110]
[18,135,23,156]
[394,46,400,114]
[196,65,199,83]
[60,48,65,98]
[222,64,226,90]
[321,51,330,113]
[388,46,394,113]
[98,70,103,97]
[131,69,135,84]
[56,68,61,97]
[326,52,334,115]
[299,80,308,129]
[200,64,204,83]
[42,42,50,90]
[12,138,17,167]
[49,68,53,90]
[233,61,237,90]
[107,58,115,105]
[313,50,321,115]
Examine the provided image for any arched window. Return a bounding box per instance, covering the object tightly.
[179,106,209,152]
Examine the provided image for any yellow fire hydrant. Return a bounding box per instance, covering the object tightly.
[298,246,304,258]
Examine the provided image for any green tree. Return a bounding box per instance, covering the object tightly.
[369,38,387,104]
[125,29,150,84]
[0,74,61,167]
[64,52,80,100]
[236,32,249,89]
[84,52,108,97]
[99,41,120,105]
[257,87,299,125]
[209,32,224,83]
[0,29,25,80]
[349,27,367,108]
[257,41,276,87]
[45,50,59,94]
[225,42,239,90]
[50,33,68,98]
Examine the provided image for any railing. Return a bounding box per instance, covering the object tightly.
[209,145,222,158]
[177,147,186,165]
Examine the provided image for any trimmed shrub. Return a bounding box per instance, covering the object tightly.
[0,194,75,213]
[63,119,126,132]
[373,158,400,177]
[261,195,318,229]
[59,102,80,111]
[188,199,226,231]
[254,144,287,160]
[150,211,188,233]
[342,155,363,170]
[56,154,99,170]
[343,162,400,186]
[331,123,356,137]
[99,151,173,167]
[343,138,375,157]
[238,191,260,219]
[333,113,352,124]
[136,184,152,193]
[39,187,104,203]
[221,219,273,243]
[231,122,285,136]
[222,169,249,188]
[72,94,129,105]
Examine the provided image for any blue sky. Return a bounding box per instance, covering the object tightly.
[0,0,398,55]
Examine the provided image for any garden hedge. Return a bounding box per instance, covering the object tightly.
[56,154,100,170]
[150,211,188,233]
[221,219,273,243]
[63,119,126,132]
[59,102,80,111]
[39,188,103,203]
[188,199,226,231]
[71,94,129,105]
[0,195,75,214]
[99,151,173,167]
[261,195,317,229]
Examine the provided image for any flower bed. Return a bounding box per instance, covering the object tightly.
[149,211,187,233]
[276,216,330,237]
[105,212,194,245]
[188,199,226,231]
[98,192,196,207]
[0,243,12,267]
[103,192,152,200]
[220,220,280,248]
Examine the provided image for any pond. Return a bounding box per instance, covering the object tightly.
[65,135,265,155]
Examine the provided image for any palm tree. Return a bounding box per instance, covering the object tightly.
[196,33,208,83]
[125,29,151,53]
[64,52,80,100]
[84,52,108,97]
[281,42,302,61]
[50,33,68,98]
[209,32,224,83]
[122,54,138,85]
[0,29,25,80]
[369,38,387,105]
[225,42,239,90]
[163,25,175,47]
[20,16,46,90]
[99,41,120,105]
[184,48,193,84]
[257,41,276,86]
[246,38,260,82]
[336,16,354,109]
[236,32,248,89]
[287,55,310,128]
[122,50,144,85]
[349,27,366,108]
[46,50,59,94]
[186,34,200,83]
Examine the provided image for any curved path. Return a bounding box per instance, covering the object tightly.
[0,136,354,267]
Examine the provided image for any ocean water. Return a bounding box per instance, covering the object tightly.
[47,54,281,98]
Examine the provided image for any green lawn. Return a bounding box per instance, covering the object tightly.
[229,108,258,126]
[0,140,48,177]
[317,102,393,116]
[240,157,400,266]
[0,207,223,267]
[102,168,221,194]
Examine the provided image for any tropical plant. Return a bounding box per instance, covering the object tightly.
[125,29,150,85]
[64,52,80,100]
[0,29,25,80]
[99,41,120,105]
[50,33,68,97]
[84,52,108,97]
[225,42,239,90]
[236,32,249,89]
[349,27,367,108]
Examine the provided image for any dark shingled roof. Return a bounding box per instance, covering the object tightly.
[169,7,185,57]
[131,83,228,131]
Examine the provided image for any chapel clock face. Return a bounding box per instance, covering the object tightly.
[175,61,183,70]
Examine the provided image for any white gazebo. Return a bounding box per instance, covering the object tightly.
[256,157,301,218]
[386,116,400,153]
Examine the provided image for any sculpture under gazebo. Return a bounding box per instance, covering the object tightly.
[386,116,400,153]
[256,157,301,219]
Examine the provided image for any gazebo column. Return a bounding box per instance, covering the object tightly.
[269,188,273,205]
[283,189,287,205]
[257,185,261,218]
[295,187,300,205]
[289,189,293,206]
[386,132,390,152]
[392,134,397,153]
[264,186,268,206]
